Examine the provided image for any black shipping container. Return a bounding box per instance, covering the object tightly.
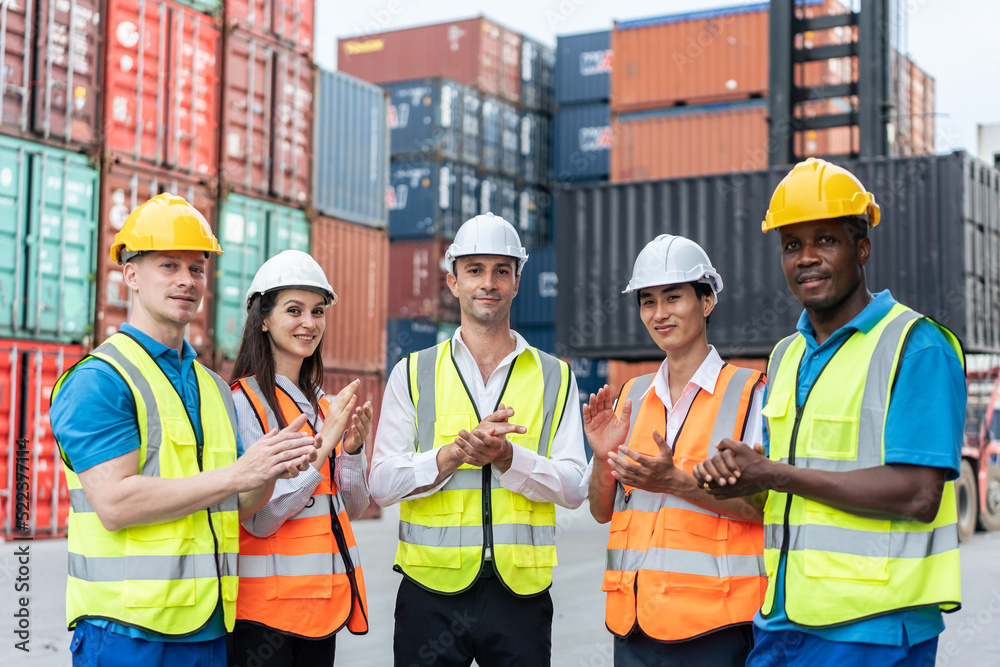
[521,111,552,184]
[521,38,556,111]
[556,152,1000,358]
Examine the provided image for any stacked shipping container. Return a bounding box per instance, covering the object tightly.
[339,16,559,364]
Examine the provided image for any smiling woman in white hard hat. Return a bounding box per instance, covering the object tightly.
[228,250,372,666]
[583,234,767,666]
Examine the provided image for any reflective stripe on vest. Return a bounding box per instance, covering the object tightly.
[604,364,766,642]
[54,333,240,636]
[761,304,962,626]
[233,375,369,638]
[398,341,570,596]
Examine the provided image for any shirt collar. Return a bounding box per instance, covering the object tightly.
[452,326,539,367]
[120,322,198,365]
[795,290,897,346]
[649,345,725,404]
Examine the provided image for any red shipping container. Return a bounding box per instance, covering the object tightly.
[324,370,384,519]
[387,239,460,323]
[337,17,520,103]
[224,0,315,55]
[221,28,312,204]
[95,161,218,360]
[0,0,102,147]
[0,343,19,539]
[313,217,389,375]
[103,0,220,177]
[271,47,313,204]
[611,103,769,182]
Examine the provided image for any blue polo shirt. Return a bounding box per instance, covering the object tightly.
[756,290,966,646]
[51,323,244,643]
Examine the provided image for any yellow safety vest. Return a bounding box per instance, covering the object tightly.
[53,332,240,635]
[760,303,962,626]
[396,340,571,596]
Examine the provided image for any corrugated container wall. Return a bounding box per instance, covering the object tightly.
[221,28,313,205]
[337,17,521,103]
[387,239,459,323]
[95,161,217,358]
[521,39,555,111]
[103,0,220,178]
[520,111,551,184]
[384,78,464,160]
[611,5,770,112]
[0,0,102,149]
[557,152,1000,358]
[518,324,557,355]
[314,69,388,227]
[510,247,556,326]
[553,103,612,182]
[0,340,86,539]
[388,158,478,240]
[386,318,438,371]
[214,194,311,358]
[0,137,98,344]
[611,101,768,182]
[312,216,388,374]
[555,30,612,105]
[224,0,315,55]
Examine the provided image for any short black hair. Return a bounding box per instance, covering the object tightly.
[635,281,714,327]
[843,215,870,243]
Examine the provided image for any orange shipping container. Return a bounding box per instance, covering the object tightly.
[103,0,221,177]
[95,161,217,360]
[224,0,316,55]
[313,217,389,375]
[337,17,520,102]
[611,102,769,182]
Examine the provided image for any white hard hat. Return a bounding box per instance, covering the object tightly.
[622,234,723,296]
[245,250,337,310]
[445,212,529,275]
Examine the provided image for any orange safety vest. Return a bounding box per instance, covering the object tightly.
[233,377,369,638]
[603,364,767,642]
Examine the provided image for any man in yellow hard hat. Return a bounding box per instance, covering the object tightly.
[50,193,320,666]
[693,158,965,666]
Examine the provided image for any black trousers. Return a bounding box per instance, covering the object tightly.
[393,574,553,667]
[228,621,336,667]
[613,624,755,667]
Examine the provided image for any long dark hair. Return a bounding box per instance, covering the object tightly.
[230,290,325,428]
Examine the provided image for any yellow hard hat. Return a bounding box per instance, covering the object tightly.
[110,193,222,264]
[761,157,880,233]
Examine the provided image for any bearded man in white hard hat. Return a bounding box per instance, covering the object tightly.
[370,212,588,665]
[584,234,767,666]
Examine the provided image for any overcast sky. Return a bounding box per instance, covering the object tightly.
[315,0,1000,159]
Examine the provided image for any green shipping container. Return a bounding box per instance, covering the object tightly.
[215,194,310,358]
[0,137,98,343]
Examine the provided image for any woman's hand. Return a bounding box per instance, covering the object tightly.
[343,401,373,455]
[314,380,360,467]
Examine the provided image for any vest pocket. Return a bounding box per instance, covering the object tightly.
[435,413,473,441]
[803,503,890,582]
[802,416,859,460]
[402,491,464,569]
[509,493,557,568]
[124,515,198,608]
[160,419,198,478]
[649,512,732,597]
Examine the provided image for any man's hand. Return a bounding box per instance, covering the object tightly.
[343,401,373,455]
[452,405,526,472]
[693,439,772,499]
[237,414,319,486]
[607,429,684,494]
[583,385,631,461]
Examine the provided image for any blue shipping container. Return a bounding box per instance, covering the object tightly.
[555,31,611,106]
[553,103,611,183]
[314,69,389,227]
[521,39,556,111]
[511,246,556,326]
[481,96,501,172]
[520,111,551,184]
[386,318,439,371]
[384,78,463,159]
[388,158,478,240]
[501,102,520,177]
[461,86,481,166]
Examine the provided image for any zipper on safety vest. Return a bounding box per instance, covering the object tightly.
[779,403,804,614]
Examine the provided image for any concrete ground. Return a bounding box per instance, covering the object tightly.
[3,506,999,666]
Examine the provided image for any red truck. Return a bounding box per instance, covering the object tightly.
[957,362,1000,541]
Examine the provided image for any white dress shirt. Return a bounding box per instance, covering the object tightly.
[369,327,588,510]
[234,374,369,537]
